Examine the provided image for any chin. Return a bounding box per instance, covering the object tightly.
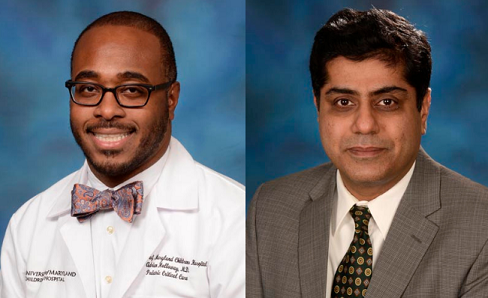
[341,165,391,185]
[85,151,136,177]
[90,160,134,178]
[350,175,390,187]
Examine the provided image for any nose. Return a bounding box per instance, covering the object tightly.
[93,91,125,120]
[351,104,379,135]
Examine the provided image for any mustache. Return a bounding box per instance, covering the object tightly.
[86,120,136,132]
[342,135,392,148]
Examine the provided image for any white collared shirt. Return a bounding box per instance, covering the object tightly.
[86,147,169,298]
[325,163,416,298]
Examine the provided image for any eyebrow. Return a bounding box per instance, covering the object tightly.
[371,86,408,96]
[325,86,408,96]
[117,71,150,83]
[325,87,358,96]
[74,70,98,81]
[73,70,150,83]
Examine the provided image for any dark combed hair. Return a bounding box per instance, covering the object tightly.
[310,8,431,111]
[70,11,177,82]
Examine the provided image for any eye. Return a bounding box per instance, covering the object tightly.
[125,87,141,94]
[77,84,100,96]
[81,85,95,92]
[379,99,393,105]
[376,98,398,110]
[334,98,354,107]
[119,86,146,97]
[83,86,93,91]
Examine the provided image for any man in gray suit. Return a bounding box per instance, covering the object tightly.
[247,8,488,298]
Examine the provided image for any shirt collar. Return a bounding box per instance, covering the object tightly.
[332,162,416,239]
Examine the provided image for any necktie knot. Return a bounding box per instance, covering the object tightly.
[71,181,144,223]
[350,205,371,234]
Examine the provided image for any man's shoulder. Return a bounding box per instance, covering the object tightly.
[252,162,335,213]
[419,150,488,198]
[193,162,244,211]
[437,162,488,204]
[264,162,335,188]
[10,169,80,224]
[168,137,244,195]
[440,164,488,192]
[195,162,244,193]
[416,151,488,225]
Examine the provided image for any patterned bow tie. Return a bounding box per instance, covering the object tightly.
[71,181,144,223]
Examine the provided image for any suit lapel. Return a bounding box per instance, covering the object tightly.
[366,150,441,297]
[299,166,337,298]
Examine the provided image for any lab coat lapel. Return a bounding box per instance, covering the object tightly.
[48,165,96,298]
[59,215,96,298]
[365,150,441,297]
[108,137,199,298]
[299,167,336,298]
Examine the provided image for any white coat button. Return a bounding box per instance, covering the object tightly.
[105,275,112,284]
[107,226,114,234]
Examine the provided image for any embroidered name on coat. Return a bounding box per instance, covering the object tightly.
[145,254,208,281]
[25,270,77,283]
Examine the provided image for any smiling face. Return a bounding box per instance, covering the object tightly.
[315,56,430,200]
[70,25,179,187]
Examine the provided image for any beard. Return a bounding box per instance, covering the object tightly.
[70,107,168,179]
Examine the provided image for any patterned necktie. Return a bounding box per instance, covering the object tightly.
[71,181,144,223]
[331,205,373,298]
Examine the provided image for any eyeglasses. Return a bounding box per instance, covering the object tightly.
[65,80,174,108]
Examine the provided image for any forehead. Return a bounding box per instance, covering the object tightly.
[324,56,411,92]
[72,25,164,81]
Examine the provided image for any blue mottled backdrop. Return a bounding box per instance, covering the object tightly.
[246,0,488,206]
[0,0,245,254]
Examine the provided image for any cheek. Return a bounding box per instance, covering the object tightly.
[134,110,163,131]
[389,115,422,150]
[317,116,329,139]
[320,114,343,136]
[69,106,98,134]
[69,107,84,129]
[318,117,341,153]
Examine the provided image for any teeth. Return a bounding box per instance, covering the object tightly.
[94,133,129,142]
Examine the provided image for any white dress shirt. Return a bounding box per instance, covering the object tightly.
[325,163,416,298]
[86,152,168,298]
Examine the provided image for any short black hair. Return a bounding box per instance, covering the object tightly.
[310,8,431,111]
[70,11,177,82]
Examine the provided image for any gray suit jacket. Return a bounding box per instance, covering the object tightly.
[247,150,488,297]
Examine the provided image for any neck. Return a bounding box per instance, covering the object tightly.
[342,182,392,201]
[340,166,414,202]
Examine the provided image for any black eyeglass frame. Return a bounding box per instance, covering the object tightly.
[65,80,174,108]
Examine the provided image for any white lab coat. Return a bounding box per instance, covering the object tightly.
[0,137,245,298]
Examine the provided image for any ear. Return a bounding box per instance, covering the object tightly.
[420,88,431,135]
[167,81,180,120]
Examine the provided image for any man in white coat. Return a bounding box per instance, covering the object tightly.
[0,11,244,298]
